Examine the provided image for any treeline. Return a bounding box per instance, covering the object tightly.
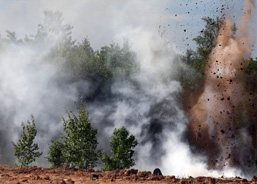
[0,11,137,103]
[1,12,255,103]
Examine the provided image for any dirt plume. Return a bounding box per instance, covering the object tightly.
[187,0,256,172]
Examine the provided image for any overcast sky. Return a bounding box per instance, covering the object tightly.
[0,0,256,57]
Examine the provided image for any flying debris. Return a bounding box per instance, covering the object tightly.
[187,0,257,176]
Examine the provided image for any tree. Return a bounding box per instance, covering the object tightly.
[35,11,73,45]
[193,17,221,59]
[184,17,221,73]
[46,100,99,169]
[45,140,65,168]
[102,126,138,171]
[105,42,136,81]
[12,116,42,167]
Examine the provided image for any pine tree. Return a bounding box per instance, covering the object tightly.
[12,116,42,167]
[46,100,99,169]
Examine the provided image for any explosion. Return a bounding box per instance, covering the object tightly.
[187,0,257,174]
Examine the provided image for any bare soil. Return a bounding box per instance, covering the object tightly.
[0,166,256,184]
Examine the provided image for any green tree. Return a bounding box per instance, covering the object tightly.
[45,140,65,168]
[105,42,136,81]
[193,17,221,59]
[179,17,222,107]
[184,17,221,73]
[46,101,99,169]
[12,116,42,167]
[102,126,138,171]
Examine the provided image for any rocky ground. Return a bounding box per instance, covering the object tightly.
[0,166,257,184]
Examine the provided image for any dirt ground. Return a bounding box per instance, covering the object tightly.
[0,166,257,184]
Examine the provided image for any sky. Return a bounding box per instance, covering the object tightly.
[0,0,256,57]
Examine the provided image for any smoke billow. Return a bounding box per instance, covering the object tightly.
[0,1,193,173]
[0,36,79,164]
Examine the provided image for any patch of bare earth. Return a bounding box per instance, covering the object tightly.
[0,166,256,184]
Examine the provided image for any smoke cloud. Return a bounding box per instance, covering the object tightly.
[0,0,193,173]
[0,36,79,164]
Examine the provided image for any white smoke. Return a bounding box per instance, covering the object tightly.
[0,38,79,164]
[100,28,206,176]
[112,28,244,178]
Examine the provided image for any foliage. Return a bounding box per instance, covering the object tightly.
[46,100,99,169]
[240,58,257,133]
[62,100,99,169]
[0,11,137,101]
[244,58,257,90]
[54,37,137,102]
[184,17,221,73]
[45,141,65,168]
[193,17,221,59]
[62,40,136,80]
[105,42,137,80]
[178,17,222,108]
[175,63,204,105]
[12,116,42,167]
[101,126,138,171]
